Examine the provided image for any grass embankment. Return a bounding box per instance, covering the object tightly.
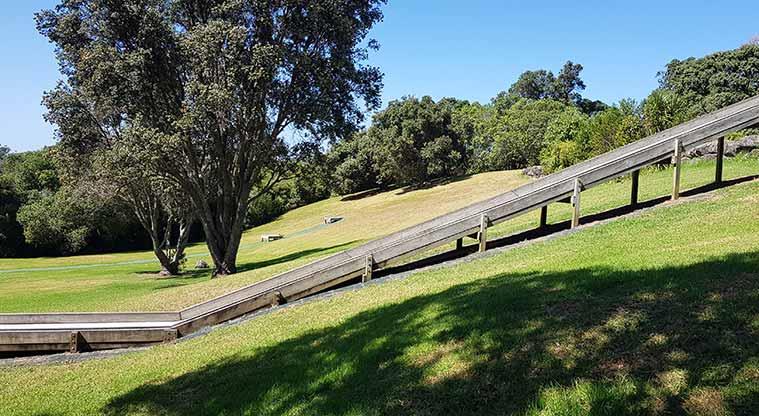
[0,171,529,312]
[0,157,755,313]
[1,156,758,415]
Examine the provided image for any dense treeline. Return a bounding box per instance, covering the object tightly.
[0,147,153,257]
[329,44,759,194]
[3,43,759,259]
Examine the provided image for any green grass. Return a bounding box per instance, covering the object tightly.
[1,156,758,415]
[0,170,529,312]
[0,158,756,313]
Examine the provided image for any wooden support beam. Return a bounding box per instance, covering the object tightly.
[163,329,178,343]
[672,138,683,200]
[362,255,374,282]
[539,206,548,228]
[455,238,463,250]
[715,136,725,184]
[571,178,582,229]
[268,291,286,308]
[478,214,489,252]
[69,331,82,353]
[630,170,640,207]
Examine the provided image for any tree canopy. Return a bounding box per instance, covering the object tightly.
[660,44,759,115]
[508,61,587,106]
[37,0,386,275]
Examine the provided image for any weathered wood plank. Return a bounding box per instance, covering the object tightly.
[0,312,181,325]
[539,206,548,228]
[571,179,582,229]
[715,136,725,184]
[630,170,640,206]
[362,255,374,283]
[672,138,683,200]
[478,214,489,253]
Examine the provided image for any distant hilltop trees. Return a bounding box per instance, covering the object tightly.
[3,40,759,260]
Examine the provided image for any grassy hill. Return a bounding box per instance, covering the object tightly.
[0,170,530,312]
[1,156,758,415]
[0,157,756,313]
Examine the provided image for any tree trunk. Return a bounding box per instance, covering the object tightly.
[129,189,193,277]
[196,178,253,278]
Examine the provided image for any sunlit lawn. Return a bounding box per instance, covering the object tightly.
[1,157,757,415]
[0,157,755,313]
[0,170,531,312]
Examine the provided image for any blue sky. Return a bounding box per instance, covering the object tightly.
[1,0,757,152]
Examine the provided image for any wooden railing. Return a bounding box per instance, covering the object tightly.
[2,95,759,353]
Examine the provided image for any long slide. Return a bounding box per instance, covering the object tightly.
[3,96,759,353]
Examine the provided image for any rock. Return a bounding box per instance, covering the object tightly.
[686,135,759,159]
[522,166,543,178]
[194,260,209,269]
[734,135,759,154]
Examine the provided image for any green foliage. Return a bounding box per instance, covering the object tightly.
[16,188,94,255]
[486,99,571,170]
[0,176,23,257]
[641,89,689,134]
[287,143,334,209]
[584,108,634,157]
[540,140,583,174]
[329,131,381,195]
[539,108,589,173]
[660,44,759,114]
[509,61,587,106]
[246,192,288,228]
[331,96,469,191]
[0,148,59,200]
[38,0,387,274]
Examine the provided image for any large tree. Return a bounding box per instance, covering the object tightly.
[508,61,587,106]
[38,0,384,276]
[660,44,759,115]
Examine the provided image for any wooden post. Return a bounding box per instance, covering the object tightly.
[69,331,81,353]
[455,238,463,250]
[571,178,582,229]
[715,136,724,184]
[269,291,286,307]
[478,214,489,252]
[672,138,682,200]
[362,255,374,282]
[539,206,548,228]
[163,329,178,343]
[630,170,640,207]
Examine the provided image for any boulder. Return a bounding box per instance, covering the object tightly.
[522,166,543,178]
[686,135,759,159]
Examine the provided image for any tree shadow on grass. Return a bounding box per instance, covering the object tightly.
[104,250,759,415]
[234,241,359,274]
[145,241,359,291]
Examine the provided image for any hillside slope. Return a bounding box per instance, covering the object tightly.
[0,170,530,312]
[1,161,758,415]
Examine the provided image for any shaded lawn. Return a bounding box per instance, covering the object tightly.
[1,176,758,415]
[105,252,759,416]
